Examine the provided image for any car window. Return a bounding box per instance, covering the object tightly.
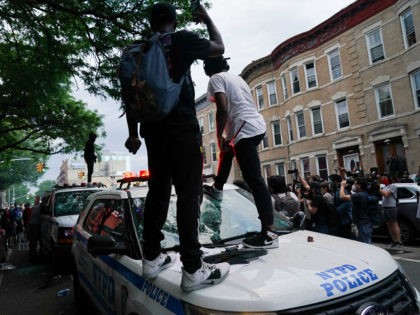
[84,199,125,243]
[131,188,292,249]
[397,187,414,200]
[54,190,97,217]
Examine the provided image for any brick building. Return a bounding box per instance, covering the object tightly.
[197,0,420,184]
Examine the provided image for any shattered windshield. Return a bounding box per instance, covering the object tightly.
[54,190,98,217]
[131,187,292,249]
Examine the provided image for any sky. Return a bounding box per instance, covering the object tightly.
[40,0,356,183]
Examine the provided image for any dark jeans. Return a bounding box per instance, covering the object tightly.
[28,224,40,255]
[215,133,273,230]
[87,162,94,183]
[141,123,203,273]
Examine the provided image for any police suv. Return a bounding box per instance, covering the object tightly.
[40,183,104,264]
[72,172,420,314]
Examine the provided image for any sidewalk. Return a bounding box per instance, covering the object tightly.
[0,242,75,315]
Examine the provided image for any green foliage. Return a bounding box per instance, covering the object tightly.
[0,153,46,190]
[35,180,56,198]
[0,0,210,191]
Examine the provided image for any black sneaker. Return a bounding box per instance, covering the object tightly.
[242,231,279,249]
[203,184,223,201]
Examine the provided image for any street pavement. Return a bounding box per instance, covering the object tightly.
[1,239,420,315]
[0,242,76,315]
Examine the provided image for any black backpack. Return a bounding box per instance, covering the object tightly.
[118,32,185,123]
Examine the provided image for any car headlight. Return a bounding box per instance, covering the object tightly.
[183,302,276,315]
[396,261,420,307]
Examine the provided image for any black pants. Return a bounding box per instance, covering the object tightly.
[215,133,274,230]
[87,162,94,183]
[141,123,203,273]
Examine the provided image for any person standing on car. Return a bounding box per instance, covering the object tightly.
[84,132,97,183]
[340,177,372,244]
[203,55,278,249]
[137,3,229,292]
[379,174,402,248]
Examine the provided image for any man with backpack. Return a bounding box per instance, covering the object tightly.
[131,3,228,292]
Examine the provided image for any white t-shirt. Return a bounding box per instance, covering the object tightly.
[207,72,266,145]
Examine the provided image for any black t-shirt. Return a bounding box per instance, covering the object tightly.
[351,191,370,225]
[142,30,210,130]
[311,194,329,226]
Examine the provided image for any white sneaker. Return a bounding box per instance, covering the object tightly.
[143,253,176,280]
[242,230,279,249]
[181,261,230,292]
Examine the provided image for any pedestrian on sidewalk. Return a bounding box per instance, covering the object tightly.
[28,196,41,259]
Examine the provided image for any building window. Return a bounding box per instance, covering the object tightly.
[263,165,271,180]
[290,67,300,94]
[410,70,420,108]
[202,146,207,164]
[256,86,264,110]
[327,48,342,81]
[281,74,288,100]
[210,143,217,162]
[275,162,285,177]
[286,116,294,142]
[295,111,306,139]
[401,9,416,48]
[262,134,269,149]
[311,107,323,135]
[375,83,394,118]
[271,120,282,146]
[199,117,204,133]
[208,112,215,131]
[267,81,277,106]
[335,99,350,129]
[301,157,310,179]
[366,28,385,64]
[317,155,328,181]
[305,62,317,89]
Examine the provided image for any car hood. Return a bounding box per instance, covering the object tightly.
[160,230,399,312]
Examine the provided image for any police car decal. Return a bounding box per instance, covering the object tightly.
[315,264,379,297]
[100,255,186,315]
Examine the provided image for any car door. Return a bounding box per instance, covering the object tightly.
[77,197,123,315]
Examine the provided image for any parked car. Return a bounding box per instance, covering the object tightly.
[72,174,420,314]
[374,183,420,244]
[40,183,104,264]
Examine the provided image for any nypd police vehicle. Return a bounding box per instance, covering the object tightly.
[40,183,104,264]
[72,172,420,314]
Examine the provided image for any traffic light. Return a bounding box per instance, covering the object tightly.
[36,162,44,173]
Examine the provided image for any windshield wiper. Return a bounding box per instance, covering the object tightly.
[202,231,260,248]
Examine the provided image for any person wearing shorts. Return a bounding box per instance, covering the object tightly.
[379,174,401,248]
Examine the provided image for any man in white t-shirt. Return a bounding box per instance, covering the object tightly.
[203,56,278,249]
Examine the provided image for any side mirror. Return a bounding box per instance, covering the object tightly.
[87,234,126,256]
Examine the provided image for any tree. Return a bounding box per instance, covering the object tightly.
[35,180,56,199]
[0,153,46,190]
[0,0,209,157]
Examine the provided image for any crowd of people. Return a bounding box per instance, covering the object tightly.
[266,168,415,247]
[0,196,41,259]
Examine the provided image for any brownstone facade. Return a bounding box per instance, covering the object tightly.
[197,0,420,184]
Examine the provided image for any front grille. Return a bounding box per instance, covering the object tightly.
[281,271,419,315]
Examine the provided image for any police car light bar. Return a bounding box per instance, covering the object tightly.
[117,170,150,189]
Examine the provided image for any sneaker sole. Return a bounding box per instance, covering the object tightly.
[242,240,279,249]
[181,271,229,292]
[143,256,176,280]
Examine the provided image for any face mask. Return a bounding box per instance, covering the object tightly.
[351,185,357,192]
[381,178,390,185]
